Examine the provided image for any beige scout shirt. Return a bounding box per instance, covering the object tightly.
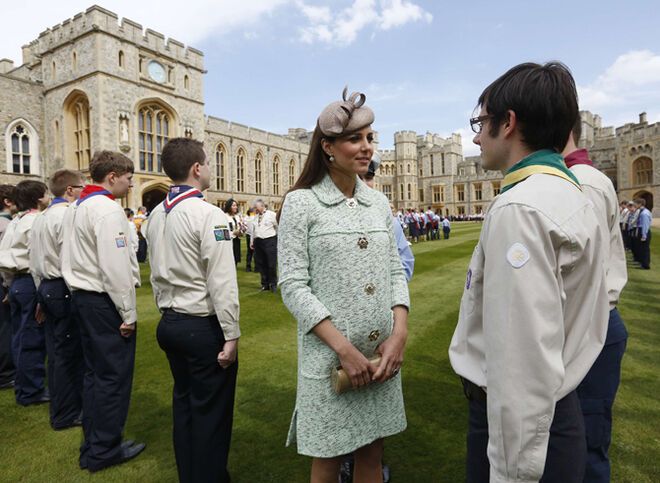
[0,211,38,276]
[569,164,627,308]
[252,209,278,239]
[29,202,70,283]
[61,195,139,325]
[449,173,609,483]
[0,213,12,241]
[144,197,240,341]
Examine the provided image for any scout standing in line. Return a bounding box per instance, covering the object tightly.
[449,62,609,482]
[61,151,144,472]
[0,184,17,390]
[30,169,86,430]
[0,180,50,405]
[144,138,240,483]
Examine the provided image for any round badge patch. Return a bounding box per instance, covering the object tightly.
[506,242,530,269]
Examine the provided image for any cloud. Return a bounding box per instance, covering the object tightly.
[578,50,660,110]
[0,0,289,62]
[297,0,432,47]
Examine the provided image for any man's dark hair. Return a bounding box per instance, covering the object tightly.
[0,184,16,211]
[478,62,579,152]
[15,180,47,211]
[49,169,84,197]
[89,151,134,183]
[161,138,206,182]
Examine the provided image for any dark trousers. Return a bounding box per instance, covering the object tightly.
[232,237,242,265]
[577,308,627,483]
[638,230,651,269]
[245,235,254,270]
[629,232,639,261]
[254,236,278,289]
[466,385,586,483]
[39,279,84,428]
[443,227,450,239]
[0,285,15,385]
[73,290,136,471]
[8,275,46,404]
[156,310,238,483]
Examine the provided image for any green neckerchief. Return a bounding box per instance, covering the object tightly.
[500,149,580,194]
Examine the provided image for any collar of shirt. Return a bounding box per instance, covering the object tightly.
[501,149,581,194]
[49,197,69,208]
[0,212,12,221]
[311,174,373,207]
[78,185,115,205]
[163,185,204,214]
[564,148,594,168]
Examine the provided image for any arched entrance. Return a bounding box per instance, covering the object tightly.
[633,190,654,211]
[142,185,168,213]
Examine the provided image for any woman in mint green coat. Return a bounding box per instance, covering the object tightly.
[278,89,410,482]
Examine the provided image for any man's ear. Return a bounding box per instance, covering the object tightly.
[502,110,518,139]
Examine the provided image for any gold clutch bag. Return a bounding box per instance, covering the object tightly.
[331,356,382,394]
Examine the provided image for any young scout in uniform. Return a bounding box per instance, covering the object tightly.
[449,62,609,483]
[29,170,85,430]
[144,138,240,483]
[0,180,50,405]
[0,185,17,389]
[563,123,628,483]
[61,151,145,472]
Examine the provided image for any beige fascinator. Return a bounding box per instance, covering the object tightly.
[318,86,375,137]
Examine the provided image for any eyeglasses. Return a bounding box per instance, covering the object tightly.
[70,185,84,189]
[469,114,494,134]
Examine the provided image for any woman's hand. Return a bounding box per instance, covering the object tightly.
[337,343,377,389]
[373,321,407,383]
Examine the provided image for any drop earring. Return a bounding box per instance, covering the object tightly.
[329,155,335,162]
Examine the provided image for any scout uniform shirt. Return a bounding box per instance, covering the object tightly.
[0,211,39,283]
[29,198,70,285]
[449,170,609,482]
[565,149,627,309]
[252,210,278,239]
[0,212,12,241]
[61,189,139,325]
[143,186,240,341]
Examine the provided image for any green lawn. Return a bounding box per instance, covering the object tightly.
[1,224,658,482]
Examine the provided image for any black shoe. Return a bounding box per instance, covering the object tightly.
[270,285,277,293]
[0,380,14,390]
[20,392,51,406]
[246,267,252,272]
[88,441,145,472]
[80,440,135,470]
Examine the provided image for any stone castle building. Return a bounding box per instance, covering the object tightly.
[1,5,657,216]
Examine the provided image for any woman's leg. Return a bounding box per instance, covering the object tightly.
[311,456,342,483]
[353,439,384,483]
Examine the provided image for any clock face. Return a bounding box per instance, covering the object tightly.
[148,61,167,83]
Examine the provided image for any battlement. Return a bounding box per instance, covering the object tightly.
[22,5,204,70]
[205,116,310,152]
[393,130,418,143]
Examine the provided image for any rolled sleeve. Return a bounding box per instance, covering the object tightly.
[278,192,332,334]
[385,206,410,309]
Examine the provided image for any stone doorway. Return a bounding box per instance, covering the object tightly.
[633,190,653,211]
[141,185,168,213]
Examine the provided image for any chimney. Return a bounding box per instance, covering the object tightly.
[639,112,648,124]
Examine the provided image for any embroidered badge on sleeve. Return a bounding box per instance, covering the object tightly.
[506,242,530,269]
[115,236,126,248]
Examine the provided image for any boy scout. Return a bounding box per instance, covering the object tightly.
[449,62,609,482]
[30,169,85,429]
[0,180,49,405]
[144,138,240,483]
[61,151,144,472]
[563,122,628,483]
[0,184,17,389]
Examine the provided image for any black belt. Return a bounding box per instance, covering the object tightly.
[13,272,31,279]
[461,377,487,402]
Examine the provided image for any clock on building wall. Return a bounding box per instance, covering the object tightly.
[147,60,167,83]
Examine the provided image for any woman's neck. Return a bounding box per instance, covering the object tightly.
[328,168,356,198]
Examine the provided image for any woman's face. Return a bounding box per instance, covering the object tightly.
[231,201,238,214]
[325,126,374,177]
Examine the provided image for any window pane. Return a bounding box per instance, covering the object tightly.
[13,154,20,173]
[11,134,19,153]
[146,113,152,132]
[22,135,30,155]
[148,153,153,171]
[139,133,145,150]
[140,152,145,171]
[139,113,144,130]
[23,155,30,174]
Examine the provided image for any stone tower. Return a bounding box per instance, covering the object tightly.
[393,130,418,209]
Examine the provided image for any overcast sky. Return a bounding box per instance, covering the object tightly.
[3,1,660,155]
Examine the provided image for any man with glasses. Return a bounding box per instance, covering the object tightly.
[30,170,86,430]
[449,62,609,482]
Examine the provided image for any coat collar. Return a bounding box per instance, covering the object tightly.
[311,174,373,207]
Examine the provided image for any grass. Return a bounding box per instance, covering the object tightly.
[0,223,658,482]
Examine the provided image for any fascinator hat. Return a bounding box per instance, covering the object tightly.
[318,86,375,137]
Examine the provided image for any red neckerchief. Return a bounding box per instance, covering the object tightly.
[79,185,116,201]
[564,149,594,168]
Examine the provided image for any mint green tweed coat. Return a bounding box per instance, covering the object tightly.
[278,174,410,458]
